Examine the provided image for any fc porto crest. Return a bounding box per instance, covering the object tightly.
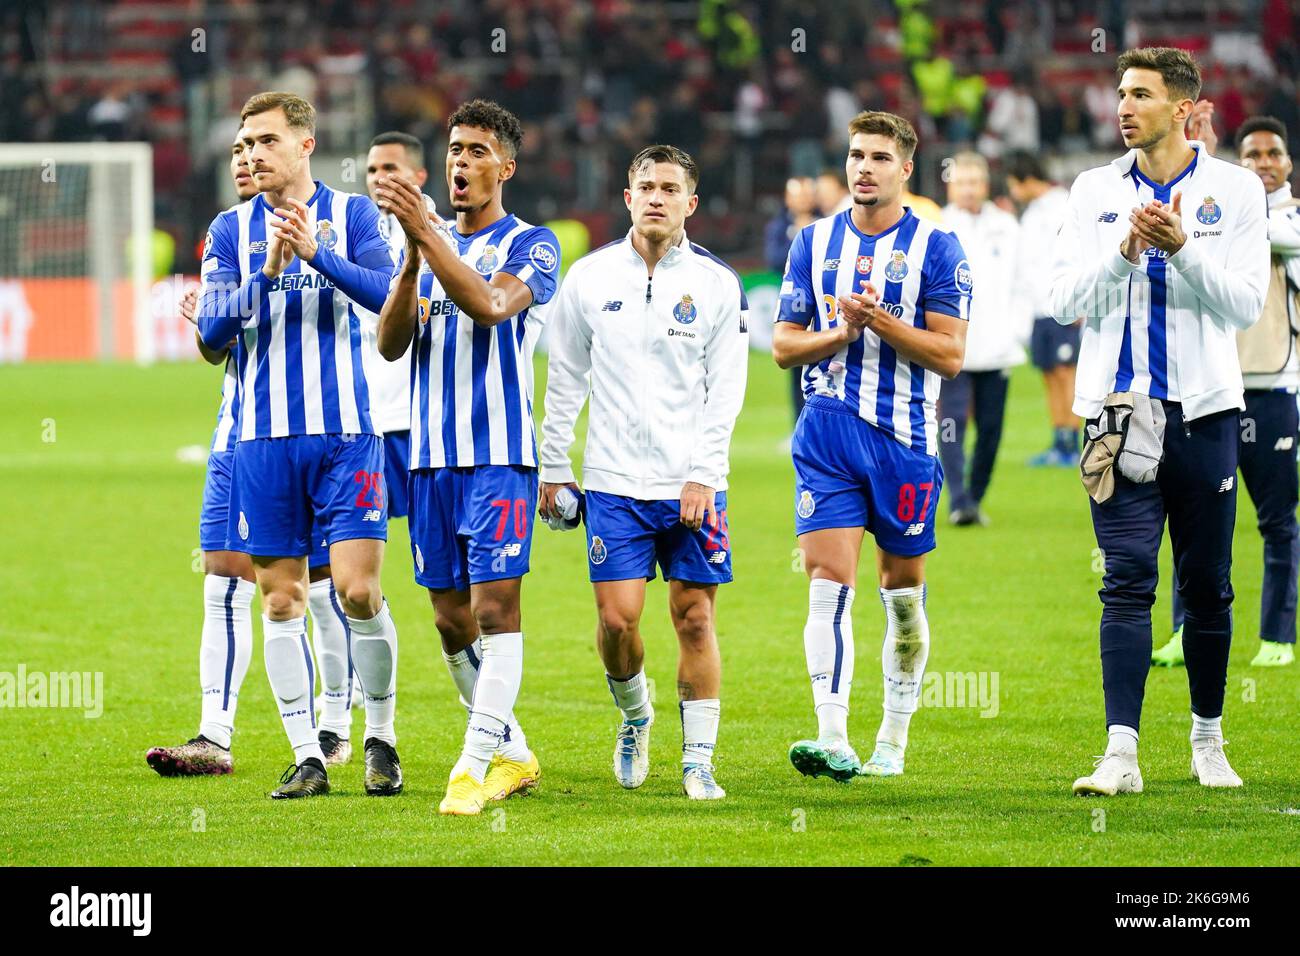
[314,219,337,251]
[238,511,250,541]
[475,245,499,274]
[589,535,608,565]
[796,490,816,519]
[884,250,909,282]
[1196,196,1222,225]
[672,294,698,325]
[856,255,874,275]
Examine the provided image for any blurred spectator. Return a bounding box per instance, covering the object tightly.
[764,176,819,422]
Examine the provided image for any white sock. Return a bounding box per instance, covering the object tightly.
[443,639,530,761]
[456,631,523,782]
[606,669,653,723]
[804,579,854,744]
[1107,724,1139,756]
[877,585,930,750]
[1191,713,1222,743]
[198,575,254,749]
[308,579,352,739]
[349,601,398,746]
[263,615,324,765]
[681,698,720,767]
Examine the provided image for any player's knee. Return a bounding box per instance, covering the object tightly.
[433,608,476,648]
[673,603,714,649]
[262,586,304,620]
[472,596,519,634]
[337,579,382,618]
[597,608,639,641]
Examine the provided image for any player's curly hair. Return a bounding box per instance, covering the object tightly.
[1237,115,1289,145]
[447,99,524,159]
[241,91,316,135]
[1116,47,1202,103]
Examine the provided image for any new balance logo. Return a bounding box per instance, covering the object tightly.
[363,509,382,521]
[904,522,926,536]
[1098,212,1119,222]
[1275,436,1295,451]
[601,300,623,311]
[707,550,728,564]
[1218,477,1234,493]
[494,543,522,558]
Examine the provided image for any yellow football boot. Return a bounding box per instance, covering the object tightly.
[482,751,541,802]
[438,770,485,816]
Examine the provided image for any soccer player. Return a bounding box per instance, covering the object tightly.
[1050,49,1268,795]
[374,100,556,815]
[1007,153,1082,468]
[197,92,402,799]
[539,144,749,800]
[1153,115,1300,670]
[149,134,354,776]
[144,133,262,776]
[773,111,971,781]
[938,152,1022,527]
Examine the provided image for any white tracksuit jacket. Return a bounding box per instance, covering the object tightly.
[540,230,750,500]
[1050,140,1269,421]
[941,201,1026,371]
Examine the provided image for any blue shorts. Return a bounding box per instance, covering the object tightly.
[200,449,329,566]
[791,397,943,557]
[383,431,410,519]
[585,491,733,585]
[408,465,537,591]
[1030,316,1081,370]
[227,434,387,558]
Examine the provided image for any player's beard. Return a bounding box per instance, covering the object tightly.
[1130,114,1174,152]
[854,195,880,207]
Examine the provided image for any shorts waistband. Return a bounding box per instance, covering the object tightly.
[805,394,861,418]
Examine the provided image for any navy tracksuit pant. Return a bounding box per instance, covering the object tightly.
[938,369,1010,513]
[1171,389,1300,643]
[1091,403,1238,731]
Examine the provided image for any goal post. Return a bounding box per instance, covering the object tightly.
[0,142,154,363]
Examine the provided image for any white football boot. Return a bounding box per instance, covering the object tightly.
[682,764,726,800]
[613,713,653,789]
[1190,739,1242,788]
[1072,751,1143,796]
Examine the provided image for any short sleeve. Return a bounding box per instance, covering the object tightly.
[500,226,561,306]
[200,212,239,283]
[775,226,815,326]
[920,230,972,321]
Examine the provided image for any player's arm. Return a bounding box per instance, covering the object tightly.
[769,226,848,369]
[178,286,228,365]
[837,283,967,380]
[538,274,591,519]
[682,279,750,530]
[1268,206,1300,256]
[374,174,533,328]
[1156,182,1269,330]
[271,197,394,314]
[196,217,273,350]
[1049,177,1144,327]
[377,241,422,361]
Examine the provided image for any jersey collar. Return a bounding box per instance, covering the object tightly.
[622,227,691,265]
[1111,140,1205,187]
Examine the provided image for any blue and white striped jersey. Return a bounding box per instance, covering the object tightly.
[209,354,239,453]
[407,213,560,469]
[775,207,972,455]
[198,181,393,440]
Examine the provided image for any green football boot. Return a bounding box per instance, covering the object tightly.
[788,739,861,783]
[1151,626,1184,667]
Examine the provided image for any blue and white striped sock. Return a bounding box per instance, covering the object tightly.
[198,574,254,749]
[805,579,855,744]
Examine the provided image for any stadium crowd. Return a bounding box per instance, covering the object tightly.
[3,0,1299,270]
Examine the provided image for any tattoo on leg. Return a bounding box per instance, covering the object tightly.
[677,680,694,701]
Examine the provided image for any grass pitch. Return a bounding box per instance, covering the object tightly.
[1,355,1297,866]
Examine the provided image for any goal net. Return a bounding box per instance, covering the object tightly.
[0,143,155,363]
